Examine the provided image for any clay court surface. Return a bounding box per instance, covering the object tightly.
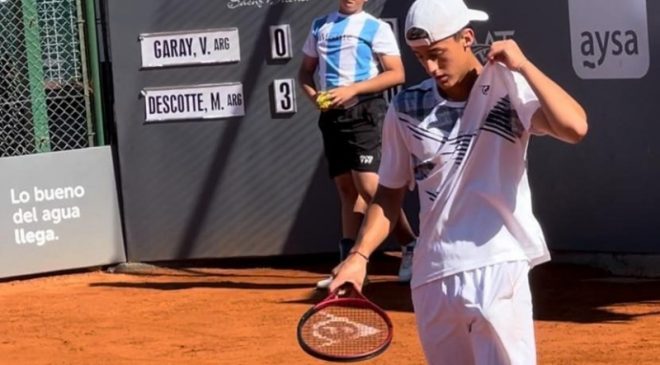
[1,253,659,365]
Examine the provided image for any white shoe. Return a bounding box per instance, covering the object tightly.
[316,275,370,290]
[316,275,333,289]
[398,241,415,283]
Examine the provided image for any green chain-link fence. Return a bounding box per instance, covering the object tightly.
[0,0,95,157]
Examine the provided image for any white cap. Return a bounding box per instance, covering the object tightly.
[405,0,489,47]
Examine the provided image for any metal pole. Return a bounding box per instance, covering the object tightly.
[21,0,51,152]
[76,0,94,147]
[83,0,105,145]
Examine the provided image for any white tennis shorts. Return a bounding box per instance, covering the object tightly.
[411,260,536,365]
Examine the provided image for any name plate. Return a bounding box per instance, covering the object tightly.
[143,83,245,122]
[140,28,240,68]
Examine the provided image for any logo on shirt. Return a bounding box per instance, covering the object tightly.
[471,30,515,64]
[318,34,354,42]
[359,155,374,165]
[568,0,649,79]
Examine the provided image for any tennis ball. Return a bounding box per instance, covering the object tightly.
[316,92,332,111]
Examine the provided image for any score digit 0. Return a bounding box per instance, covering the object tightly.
[270,25,292,60]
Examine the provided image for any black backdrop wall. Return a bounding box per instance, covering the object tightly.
[104,0,659,262]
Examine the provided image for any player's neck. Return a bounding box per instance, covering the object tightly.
[338,9,363,16]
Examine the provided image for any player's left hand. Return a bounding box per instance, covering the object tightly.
[327,86,358,108]
[486,39,529,73]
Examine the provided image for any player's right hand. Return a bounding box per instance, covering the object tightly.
[329,253,368,292]
[487,39,530,73]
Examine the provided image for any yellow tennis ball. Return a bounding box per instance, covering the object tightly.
[316,92,332,111]
[319,100,332,110]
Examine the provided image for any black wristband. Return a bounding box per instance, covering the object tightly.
[350,250,369,262]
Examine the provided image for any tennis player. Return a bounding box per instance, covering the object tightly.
[329,0,588,363]
[298,0,417,289]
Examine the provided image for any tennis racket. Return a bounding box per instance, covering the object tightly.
[297,282,393,362]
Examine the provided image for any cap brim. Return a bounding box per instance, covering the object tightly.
[467,9,489,22]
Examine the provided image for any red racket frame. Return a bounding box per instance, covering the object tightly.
[296,283,393,362]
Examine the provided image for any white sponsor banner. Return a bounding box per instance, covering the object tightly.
[143,83,245,122]
[140,28,240,68]
[0,147,125,279]
[568,0,649,79]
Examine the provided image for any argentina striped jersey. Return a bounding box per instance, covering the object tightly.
[302,11,400,91]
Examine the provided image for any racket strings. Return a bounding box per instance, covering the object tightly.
[300,305,390,357]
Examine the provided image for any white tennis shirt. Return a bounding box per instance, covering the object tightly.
[379,62,550,289]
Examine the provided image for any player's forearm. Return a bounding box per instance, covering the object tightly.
[351,185,406,258]
[352,69,404,95]
[519,61,588,143]
[298,68,318,103]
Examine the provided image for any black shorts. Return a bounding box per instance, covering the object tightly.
[318,96,387,178]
